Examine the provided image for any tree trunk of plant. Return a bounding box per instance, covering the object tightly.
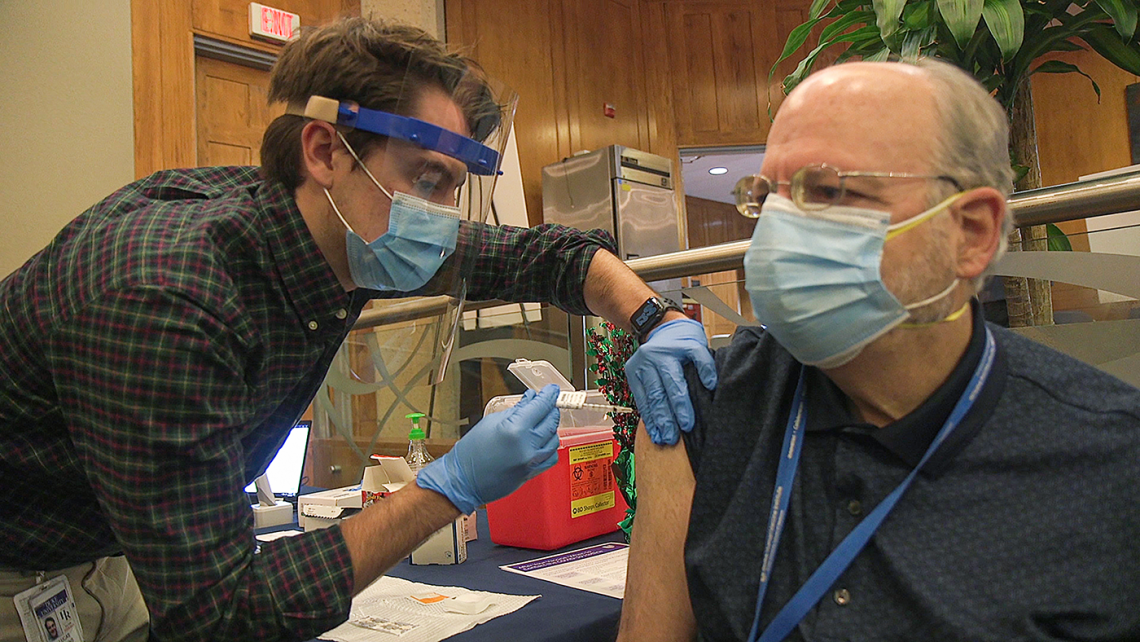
[1004,75,1053,327]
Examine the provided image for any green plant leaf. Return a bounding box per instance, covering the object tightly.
[873,0,909,39]
[1094,0,1138,41]
[863,46,893,61]
[1083,22,1140,76]
[903,0,936,29]
[783,24,882,94]
[901,25,939,60]
[1031,59,1102,100]
[1012,8,1108,84]
[1046,223,1073,251]
[820,10,877,43]
[937,0,984,48]
[810,0,835,19]
[955,20,988,63]
[980,72,1005,92]
[773,18,826,69]
[1011,163,1031,185]
[1050,39,1089,53]
[981,0,1025,60]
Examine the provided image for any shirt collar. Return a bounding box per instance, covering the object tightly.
[807,300,1006,476]
[256,179,361,328]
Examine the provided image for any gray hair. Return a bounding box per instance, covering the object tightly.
[913,57,1015,293]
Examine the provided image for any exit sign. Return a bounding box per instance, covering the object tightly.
[249,3,300,43]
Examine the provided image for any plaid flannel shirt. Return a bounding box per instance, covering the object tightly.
[0,166,615,641]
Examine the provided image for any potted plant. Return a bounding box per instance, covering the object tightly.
[772,0,1140,326]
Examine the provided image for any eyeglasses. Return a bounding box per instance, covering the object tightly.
[732,164,965,218]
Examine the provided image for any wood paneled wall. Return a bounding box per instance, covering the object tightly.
[445,0,819,228]
[666,2,783,147]
[445,0,1131,257]
[131,0,359,178]
[1033,48,1137,187]
[685,195,754,248]
[446,0,661,226]
[1032,47,1139,318]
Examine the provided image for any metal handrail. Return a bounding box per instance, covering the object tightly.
[353,170,1140,329]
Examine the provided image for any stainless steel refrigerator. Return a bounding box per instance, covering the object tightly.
[542,145,681,264]
[542,145,683,387]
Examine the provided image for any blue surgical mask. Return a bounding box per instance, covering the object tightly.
[325,133,461,292]
[744,193,961,368]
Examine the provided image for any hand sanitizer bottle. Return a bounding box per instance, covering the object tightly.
[405,412,433,476]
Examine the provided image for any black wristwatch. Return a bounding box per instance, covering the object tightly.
[630,296,685,343]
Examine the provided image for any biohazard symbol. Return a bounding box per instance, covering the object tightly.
[568,441,616,518]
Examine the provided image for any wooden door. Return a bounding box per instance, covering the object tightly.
[195,56,284,166]
[132,0,359,176]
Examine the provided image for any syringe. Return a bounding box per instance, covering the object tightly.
[555,390,634,414]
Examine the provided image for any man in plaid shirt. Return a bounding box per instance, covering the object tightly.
[0,17,715,642]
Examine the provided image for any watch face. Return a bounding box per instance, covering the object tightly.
[633,303,658,327]
[632,298,665,338]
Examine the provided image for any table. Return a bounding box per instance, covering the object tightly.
[272,507,625,642]
[380,511,625,642]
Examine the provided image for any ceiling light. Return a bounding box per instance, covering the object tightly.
[708,167,728,175]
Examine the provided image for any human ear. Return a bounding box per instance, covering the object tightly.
[299,121,343,189]
[951,187,1006,281]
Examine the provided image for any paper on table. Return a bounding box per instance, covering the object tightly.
[319,576,539,642]
[256,529,303,542]
[499,543,628,599]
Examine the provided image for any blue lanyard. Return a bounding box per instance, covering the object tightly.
[747,328,996,642]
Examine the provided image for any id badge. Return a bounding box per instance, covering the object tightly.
[13,574,84,642]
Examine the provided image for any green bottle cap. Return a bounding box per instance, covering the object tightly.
[406,412,426,440]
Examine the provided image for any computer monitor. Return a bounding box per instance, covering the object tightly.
[245,421,311,498]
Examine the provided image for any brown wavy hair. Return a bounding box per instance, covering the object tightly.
[260,17,501,191]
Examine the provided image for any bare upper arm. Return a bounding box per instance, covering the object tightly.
[617,422,698,642]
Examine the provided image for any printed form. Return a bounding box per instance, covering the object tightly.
[500,542,628,599]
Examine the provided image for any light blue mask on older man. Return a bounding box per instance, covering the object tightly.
[744,192,964,368]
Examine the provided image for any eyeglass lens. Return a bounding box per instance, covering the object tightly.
[733,175,767,219]
[794,165,844,211]
[734,165,850,218]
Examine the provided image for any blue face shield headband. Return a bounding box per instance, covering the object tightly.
[286,95,500,175]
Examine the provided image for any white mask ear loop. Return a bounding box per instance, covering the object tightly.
[323,188,358,236]
[902,278,958,311]
[335,131,395,202]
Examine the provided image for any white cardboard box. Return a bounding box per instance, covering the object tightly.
[298,486,362,531]
[412,518,468,565]
[362,457,468,564]
[251,501,293,529]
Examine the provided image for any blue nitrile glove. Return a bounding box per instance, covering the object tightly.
[416,384,561,514]
[624,317,718,446]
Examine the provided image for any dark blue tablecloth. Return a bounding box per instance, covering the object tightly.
[276,505,624,642]
[382,511,624,642]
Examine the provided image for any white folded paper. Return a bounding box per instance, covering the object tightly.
[320,576,539,642]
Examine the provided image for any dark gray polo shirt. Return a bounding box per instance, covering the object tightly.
[682,304,1140,641]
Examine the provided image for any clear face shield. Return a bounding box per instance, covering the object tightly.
[292,71,518,387]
